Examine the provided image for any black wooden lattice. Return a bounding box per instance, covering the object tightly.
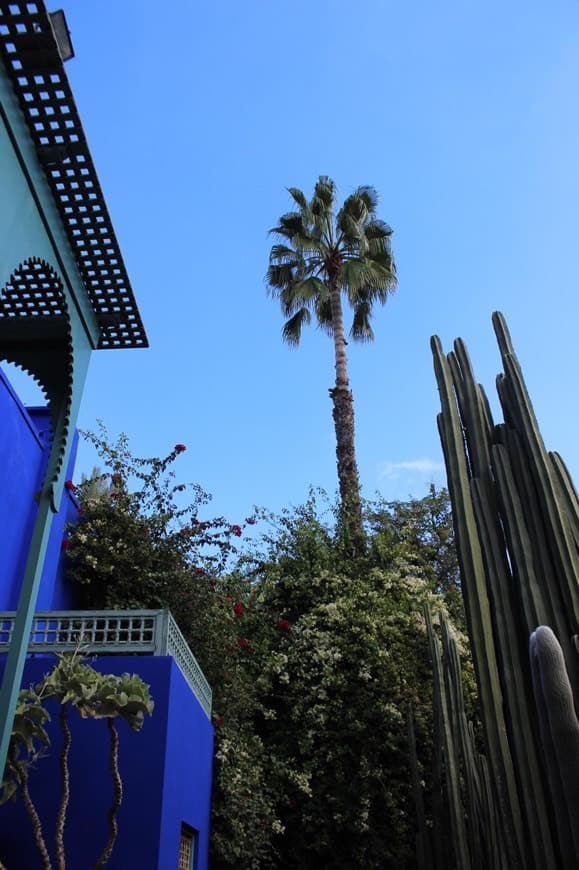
[0,1,148,349]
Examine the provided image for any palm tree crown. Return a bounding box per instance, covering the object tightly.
[266,176,397,350]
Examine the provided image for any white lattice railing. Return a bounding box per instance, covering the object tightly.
[0,610,212,717]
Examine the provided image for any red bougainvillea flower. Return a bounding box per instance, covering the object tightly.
[111,473,123,484]
[196,567,206,576]
[110,492,118,500]
[233,601,244,617]
[215,717,225,727]
[227,646,236,655]
[278,619,291,632]
[245,516,257,525]
[231,525,242,537]
[60,539,70,553]
[64,480,76,492]
[237,637,249,649]
[175,443,186,453]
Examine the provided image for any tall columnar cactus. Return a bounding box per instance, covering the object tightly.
[529,626,579,860]
[421,606,510,870]
[429,313,578,870]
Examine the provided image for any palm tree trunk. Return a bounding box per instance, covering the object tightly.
[55,704,71,870]
[328,277,365,554]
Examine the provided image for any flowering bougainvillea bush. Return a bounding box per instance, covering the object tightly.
[65,426,255,687]
[65,432,473,869]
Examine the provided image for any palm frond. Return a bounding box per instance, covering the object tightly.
[314,294,333,336]
[364,219,393,240]
[366,254,397,295]
[266,262,296,291]
[350,300,375,342]
[269,244,300,265]
[353,185,379,213]
[282,307,311,346]
[278,276,326,316]
[339,256,397,306]
[339,258,369,295]
[339,193,368,227]
[291,276,327,302]
[287,187,309,213]
[337,211,363,242]
[313,176,336,210]
[270,211,307,237]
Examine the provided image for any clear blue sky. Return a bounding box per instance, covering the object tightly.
[8,0,579,523]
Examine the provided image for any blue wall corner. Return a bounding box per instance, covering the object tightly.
[0,369,81,610]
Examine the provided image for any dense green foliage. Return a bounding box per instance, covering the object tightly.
[65,432,471,869]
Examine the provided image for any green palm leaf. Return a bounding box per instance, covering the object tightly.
[282,308,311,346]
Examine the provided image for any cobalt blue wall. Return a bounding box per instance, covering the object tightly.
[0,368,80,611]
[0,656,213,869]
[159,664,214,868]
[0,367,214,868]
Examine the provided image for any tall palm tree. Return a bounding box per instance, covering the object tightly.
[267,176,397,552]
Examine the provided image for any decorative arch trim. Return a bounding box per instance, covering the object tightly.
[0,256,74,501]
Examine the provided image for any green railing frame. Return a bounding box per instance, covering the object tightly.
[0,610,212,718]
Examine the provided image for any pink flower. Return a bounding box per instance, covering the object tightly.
[233,601,244,617]
[278,619,291,632]
[237,637,249,650]
[175,444,186,453]
[64,480,76,492]
[245,516,257,525]
[231,525,242,537]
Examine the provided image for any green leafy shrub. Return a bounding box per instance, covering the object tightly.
[64,430,473,869]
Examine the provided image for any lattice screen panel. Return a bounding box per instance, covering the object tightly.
[0,259,65,318]
[0,1,148,349]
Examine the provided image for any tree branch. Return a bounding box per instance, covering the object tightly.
[55,704,72,870]
[92,719,122,869]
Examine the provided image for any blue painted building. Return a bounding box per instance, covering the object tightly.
[0,368,214,869]
[0,4,213,867]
